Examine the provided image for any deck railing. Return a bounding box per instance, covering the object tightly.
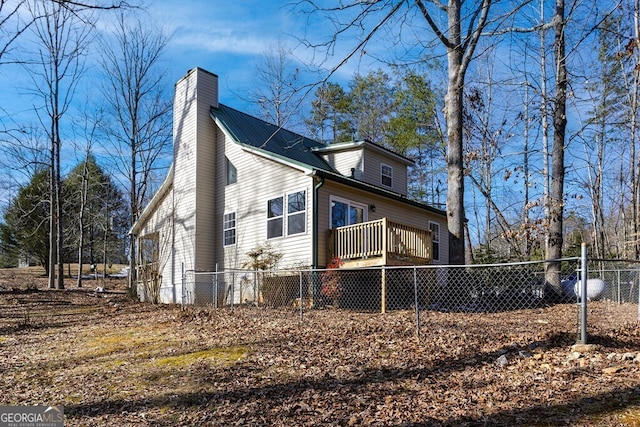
[328,218,432,266]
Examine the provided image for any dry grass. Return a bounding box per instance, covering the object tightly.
[0,267,639,426]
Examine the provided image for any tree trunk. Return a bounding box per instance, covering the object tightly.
[444,1,465,265]
[129,144,137,290]
[630,0,640,259]
[76,158,89,288]
[546,0,567,296]
[48,161,56,288]
[55,130,64,289]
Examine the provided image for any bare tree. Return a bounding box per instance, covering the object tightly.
[70,116,98,288]
[0,0,130,65]
[249,41,308,128]
[0,0,32,64]
[98,13,171,289]
[25,0,93,289]
[544,0,567,295]
[297,0,492,264]
[619,0,640,259]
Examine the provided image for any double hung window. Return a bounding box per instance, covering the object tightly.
[429,222,440,261]
[381,163,393,188]
[223,212,236,246]
[267,190,306,239]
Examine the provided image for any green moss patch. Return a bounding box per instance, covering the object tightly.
[153,346,249,368]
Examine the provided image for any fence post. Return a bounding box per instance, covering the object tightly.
[579,243,588,344]
[231,271,235,310]
[299,271,304,321]
[181,263,185,310]
[381,267,387,314]
[413,266,420,337]
[637,266,640,321]
[213,273,218,309]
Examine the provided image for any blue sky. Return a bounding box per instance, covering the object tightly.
[150,0,313,106]
[0,0,390,207]
[145,0,379,109]
[0,0,381,142]
[0,1,320,119]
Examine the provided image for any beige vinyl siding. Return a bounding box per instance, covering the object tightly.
[362,149,408,196]
[220,136,315,269]
[172,70,198,282]
[320,149,364,179]
[193,70,218,272]
[136,184,176,303]
[171,68,220,282]
[317,180,448,265]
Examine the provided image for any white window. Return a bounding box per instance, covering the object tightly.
[429,221,440,261]
[267,197,284,239]
[223,212,236,246]
[267,191,307,239]
[287,190,306,235]
[330,196,367,229]
[381,163,393,187]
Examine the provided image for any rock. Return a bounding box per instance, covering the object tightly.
[603,366,623,375]
[495,354,508,368]
[622,352,636,361]
[571,344,597,353]
[567,352,583,361]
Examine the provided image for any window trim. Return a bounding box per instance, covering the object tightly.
[223,212,237,246]
[381,163,393,188]
[286,189,307,236]
[266,189,308,240]
[266,196,284,240]
[429,221,440,261]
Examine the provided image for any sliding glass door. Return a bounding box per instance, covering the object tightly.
[330,197,367,228]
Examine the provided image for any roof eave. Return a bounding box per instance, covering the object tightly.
[312,139,414,166]
[312,169,446,216]
[129,164,174,236]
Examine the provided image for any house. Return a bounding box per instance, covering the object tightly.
[130,67,448,304]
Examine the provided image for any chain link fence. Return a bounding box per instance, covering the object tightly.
[181,258,639,338]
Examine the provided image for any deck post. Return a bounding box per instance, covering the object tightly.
[381,217,388,265]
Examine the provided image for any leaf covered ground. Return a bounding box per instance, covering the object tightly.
[0,267,639,426]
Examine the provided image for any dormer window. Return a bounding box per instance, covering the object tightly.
[381,163,393,188]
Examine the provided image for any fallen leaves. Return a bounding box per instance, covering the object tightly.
[0,274,639,426]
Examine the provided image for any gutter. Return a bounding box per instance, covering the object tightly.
[312,173,325,269]
[312,168,447,217]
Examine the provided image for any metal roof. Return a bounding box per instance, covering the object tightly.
[210,103,446,218]
[210,104,334,171]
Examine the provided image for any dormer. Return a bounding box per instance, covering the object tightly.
[312,140,413,196]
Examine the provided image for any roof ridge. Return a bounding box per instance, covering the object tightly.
[213,103,320,145]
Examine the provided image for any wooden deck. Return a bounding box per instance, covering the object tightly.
[327,218,432,267]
